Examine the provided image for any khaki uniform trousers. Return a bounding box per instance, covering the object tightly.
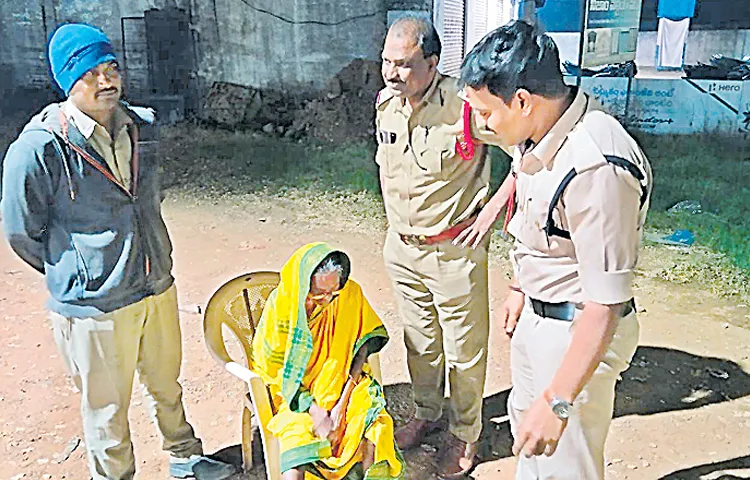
[384,229,490,444]
[50,285,203,480]
[509,303,639,480]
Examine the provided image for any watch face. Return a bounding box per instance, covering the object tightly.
[551,399,571,419]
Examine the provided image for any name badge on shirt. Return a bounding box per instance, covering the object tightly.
[377,130,397,145]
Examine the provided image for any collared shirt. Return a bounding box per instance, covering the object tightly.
[507,89,652,305]
[61,101,134,189]
[375,73,505,236]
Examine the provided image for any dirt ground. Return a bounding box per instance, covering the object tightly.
[1,198,750,480]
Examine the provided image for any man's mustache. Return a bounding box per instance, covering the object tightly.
[95,87,119,98]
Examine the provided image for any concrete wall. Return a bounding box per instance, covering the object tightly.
[0,0,188,91]
[389,0,433,12]
[0,0,387,94]
[636,29,750,66]
[217,0,387,91]
[550,29,750,68]
[0,2,51,89]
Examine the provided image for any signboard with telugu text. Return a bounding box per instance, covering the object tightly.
[582,0,644,68]
[565,76,749,135]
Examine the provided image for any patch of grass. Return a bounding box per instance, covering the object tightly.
[645,245,750,299]
[160,125,750,302]
[160,124,512,208]
[635,133,750,299]
[160,124,380,194]
[159,124,386,226]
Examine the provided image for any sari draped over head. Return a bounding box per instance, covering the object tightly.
[251,242,404,479]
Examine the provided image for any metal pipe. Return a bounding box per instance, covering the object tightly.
[120,16,127,88]
[576,0,587,87]
[41,5,48,42]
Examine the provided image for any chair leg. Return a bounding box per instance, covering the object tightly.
[242,405,254,472]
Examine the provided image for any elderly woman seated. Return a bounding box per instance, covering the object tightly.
[251,242,404,480]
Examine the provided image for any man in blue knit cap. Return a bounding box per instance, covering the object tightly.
[0,23,236,480]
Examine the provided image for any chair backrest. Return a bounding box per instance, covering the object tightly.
[203,271,281,368]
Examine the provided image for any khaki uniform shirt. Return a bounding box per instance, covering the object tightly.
[508,90,652,305]
[61,101,134,189]
[375,73,504,236]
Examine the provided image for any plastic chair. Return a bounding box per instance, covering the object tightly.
[203,271,382,479]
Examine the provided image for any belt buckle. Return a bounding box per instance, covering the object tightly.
[402,234,427,247]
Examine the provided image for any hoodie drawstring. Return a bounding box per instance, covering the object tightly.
[47,130,77,201]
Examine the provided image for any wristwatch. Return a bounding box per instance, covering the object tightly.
[548,394,572,420]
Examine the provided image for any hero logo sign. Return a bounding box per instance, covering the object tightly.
[708,83,742,93]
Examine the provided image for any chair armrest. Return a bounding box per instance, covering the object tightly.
[230,360,278,469]
[368,353,383,384]
[225,361,262,383]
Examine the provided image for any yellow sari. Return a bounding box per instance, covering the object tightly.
[251,243,403,479]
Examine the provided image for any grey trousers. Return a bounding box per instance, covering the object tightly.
[50,285,203,480]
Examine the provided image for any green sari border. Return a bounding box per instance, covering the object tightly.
[363,379,387,430]
[280,438,332,473]
[353,325,389,357]
[281,243,338,412]
[364,449,406,480]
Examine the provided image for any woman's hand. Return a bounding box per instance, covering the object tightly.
[309,402,334,439]
[330,397,345,431]
[329,376,359,454]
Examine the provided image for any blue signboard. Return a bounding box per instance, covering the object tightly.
[582,0,644,67]
[587,0,642,29]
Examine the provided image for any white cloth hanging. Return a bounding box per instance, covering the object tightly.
[656,17,690,69]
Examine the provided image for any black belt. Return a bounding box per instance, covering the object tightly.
[530,298,635,322]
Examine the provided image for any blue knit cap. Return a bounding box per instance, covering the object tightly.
[48,23,117,96]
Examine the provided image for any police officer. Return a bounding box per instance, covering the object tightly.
[376,16,514,479]
[460,22,652,479]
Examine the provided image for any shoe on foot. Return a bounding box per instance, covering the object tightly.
[437,434,478,479]
[169,454,237,479]
[394,418,441,450]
